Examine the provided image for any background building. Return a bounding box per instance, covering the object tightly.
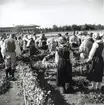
[0,25,40,35]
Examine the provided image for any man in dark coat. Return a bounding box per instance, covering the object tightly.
[4,33,16,80]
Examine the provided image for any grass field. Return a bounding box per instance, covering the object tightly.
[37,30,104,38]
[36,30,104,105]
[0,30,104,105]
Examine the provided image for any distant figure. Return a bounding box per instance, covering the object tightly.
[23,34,29,50]
[1,38,6,59]
[47,38,58,52]
[58,33,62,37]
[57,33,62,42]
[0,37,4,62]
[64,32,69,42]
[32,33,37,41]
[69,33,81,48]
[15,38,21,57]
[18,36,23,51]
[35,34,47,49]
[29,37,38,56]
[79,36,94,59]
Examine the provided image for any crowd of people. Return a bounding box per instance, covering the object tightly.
[0,31,104,93]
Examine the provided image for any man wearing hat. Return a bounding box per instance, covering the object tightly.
[35,33,47,49]
[64,32,69,42]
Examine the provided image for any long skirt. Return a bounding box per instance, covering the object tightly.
[56,59,72,86]
[87,56,104,82]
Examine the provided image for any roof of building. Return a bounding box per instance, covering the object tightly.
[0,27,14,29]
[15,25,40,28]
[0,24,40,29]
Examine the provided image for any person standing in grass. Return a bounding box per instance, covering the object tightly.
[4,33,16,80]
[86,33,104,90]
[64,32,69,42]
[79,34,94,59]
[35,34,47,49]
[42,36,73,93]
[55,36,73,93]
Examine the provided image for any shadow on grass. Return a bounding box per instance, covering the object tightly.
[0,80,11,95]
[35,70,71,105]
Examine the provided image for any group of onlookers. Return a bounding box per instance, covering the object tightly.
[0,32,49,80]
[42,32,104,93]
[0,31,104,93]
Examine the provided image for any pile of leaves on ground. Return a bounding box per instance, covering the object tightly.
[30,56,104,105]
[72,76,89,92]
[18,61,55,105]
[0,64,10,95]
[19,48,104,105]
[19,49,49,63]
[0,77,10,95]
[77,91,104,105]
[17,62,45,105]
[72,57,93,77]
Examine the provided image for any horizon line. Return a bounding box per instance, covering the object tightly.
[0,23,104,28]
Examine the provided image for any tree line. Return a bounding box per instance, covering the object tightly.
[38,24,104,33]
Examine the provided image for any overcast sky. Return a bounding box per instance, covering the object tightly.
[0,0,104,28]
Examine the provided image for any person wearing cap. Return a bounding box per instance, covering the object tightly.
[28,37,39,56]
[32,33,37,41]
[55,36,72,93]
[40,34,47,49]
[69,32,81,48]
[86,33,104,90]
[57,33,62,43]
[64,32,69,42]
[4,33,16,80]
[35,34,47,49]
